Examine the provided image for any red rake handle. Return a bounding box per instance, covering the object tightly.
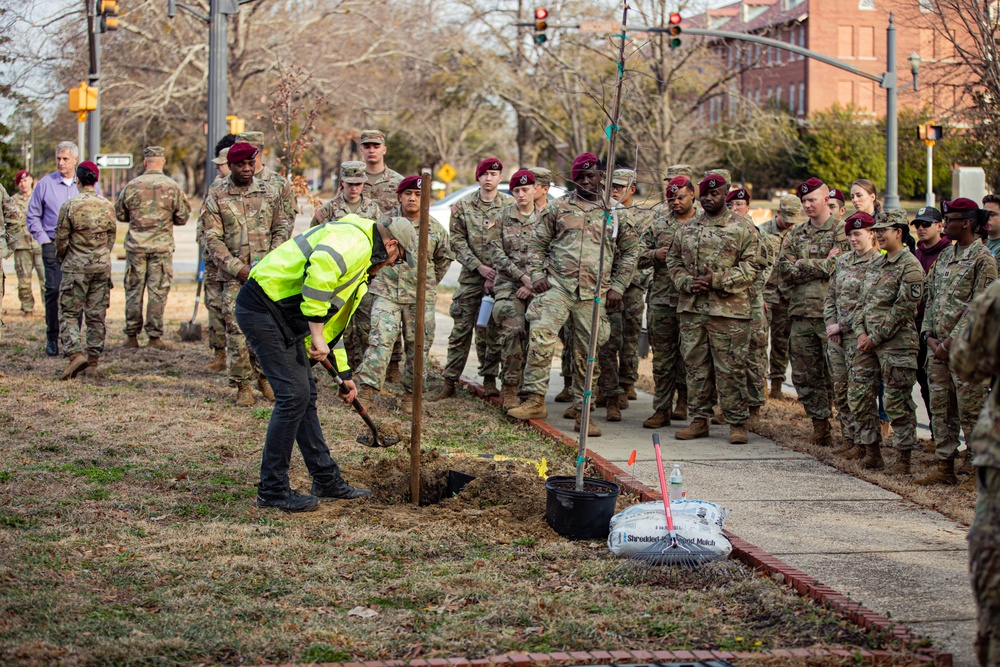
[652,434,676,534]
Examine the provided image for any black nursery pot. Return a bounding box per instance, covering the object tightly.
[545,475,620,540]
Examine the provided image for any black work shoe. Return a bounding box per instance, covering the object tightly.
[255,490,320,512]
[311,479,372,501]
[46,340,59,357]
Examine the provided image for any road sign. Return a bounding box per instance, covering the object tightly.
[437,163,457,183]
[579,20,618,33]
[95,153,133,169]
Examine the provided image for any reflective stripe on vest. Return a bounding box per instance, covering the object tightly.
[295,219,368,308]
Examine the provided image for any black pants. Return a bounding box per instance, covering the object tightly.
[42,242,62,343]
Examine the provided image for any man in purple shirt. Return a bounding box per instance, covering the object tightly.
[26,141,99,356]
[913,205,951,434]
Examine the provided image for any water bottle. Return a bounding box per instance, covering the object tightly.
[476,295,495,328]
[668,464,684,503]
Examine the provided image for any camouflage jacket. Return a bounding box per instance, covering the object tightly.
[202,176,288,282]
[363,166,404,214]
[824,248,879,334]
[312,193,381,227]
[760,216,792,304]
[197,175,227,265]
[3,192,37,251]
[487,204,539,300]
[665,209,763,319]
[369,209,452,305]
[528,192,639,300]
[778,214,850,319]
[623,205,653,289]
[114,169,190,254]
[0,184,17,258]
[950,280,1000,468]
[747,215,775,314]
[856,249,924,352]
[260,166,298,236]
[54,187,117,274]
[921,239,999,342]
[451,189,514,285]
[638,203,689,307]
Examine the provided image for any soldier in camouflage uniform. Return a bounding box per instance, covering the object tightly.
[359,130,404,214]
[201,143,235,372]
[824,213,880,456]
[202,142,289,406]
[508,153,639,437]
[115,146,191,350]
[848,211,925,473]
[356,175,452,414]
[488,169,540,410]
[53,161,117,380]
[950,279,1000,666]
[917,198,999,485]
[436,157,511,399]
[778,177,851,446]
[761,195,803,399]
[666,172,764,444]
[0,182,25,349]
[638,175,697,429]
[236,131,297,236]
[5,171,45,315]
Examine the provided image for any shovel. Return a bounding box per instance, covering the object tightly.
[180,255,204,342]
[319,357,399,448]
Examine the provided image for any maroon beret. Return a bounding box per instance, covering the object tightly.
[227,142,258,164]
[698,173,728,192]
[666,176,692,197]
[396,174,422,193]
[476,157,503,180]
[509,169,535,189]
[844,212,875,235]
[14,170,29,186]
[570,152,599,182]
[797,177,825,198]
[726,188,749,203]
[78,161,99,179]
[942,198,979,213]
[829,188,846,202]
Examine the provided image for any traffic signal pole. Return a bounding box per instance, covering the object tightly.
[87,9,100,161]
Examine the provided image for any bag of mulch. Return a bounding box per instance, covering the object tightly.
[607,499,732,558]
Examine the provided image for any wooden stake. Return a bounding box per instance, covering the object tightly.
[410,168,432,505]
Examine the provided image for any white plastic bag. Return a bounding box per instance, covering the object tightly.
[607,499,732,558]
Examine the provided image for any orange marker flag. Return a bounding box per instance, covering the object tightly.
[627,449,637,466]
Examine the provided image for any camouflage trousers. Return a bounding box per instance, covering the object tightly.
[356,296,436,393]
[523,282,609,409]
[203,261,226,351]
[59,271,112,357]
[848,347,917,450]
[789,317,833,420]
[14,247,44,312]
[970,466,1000,667]
[0,269,5,343]
[648,303,686,413]
[766,297,791,381]
[679,313,751,425]
[345,291,401,371]
[598,306,624,399]
[619,284,645,387]
[560,321,574,381]
[221,280,261,385]
[492,295,530,387]
[827,335,859,444]
[124,251,173,339]
[927,356,989,461]
[747,305,768,408]
[443,280,501,381]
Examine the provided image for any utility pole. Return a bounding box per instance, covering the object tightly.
[87,1,101,161]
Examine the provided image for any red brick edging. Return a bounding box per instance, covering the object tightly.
[457,377,953,667]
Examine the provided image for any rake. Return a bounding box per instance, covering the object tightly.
[319,358,399,448]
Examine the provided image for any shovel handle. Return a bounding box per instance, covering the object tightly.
[319,357,381,438]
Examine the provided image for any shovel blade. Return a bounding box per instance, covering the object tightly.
[180,322,203,342]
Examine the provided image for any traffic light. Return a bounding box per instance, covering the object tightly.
[668,12,682,49]
[918,123,943,142]
[226,115,246,135]
[100,0,119,32]
[534,8,549,45]
[68,82,98,122]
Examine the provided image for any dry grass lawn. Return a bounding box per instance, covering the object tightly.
[0,282,920,665]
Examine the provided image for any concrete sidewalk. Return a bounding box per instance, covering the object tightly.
[427,311,976,667]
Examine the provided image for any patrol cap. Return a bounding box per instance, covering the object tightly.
[872,209,909,229]
[705,168,732,185]
[663,164,694,180]
[913,206,943,224]
[143,146,165,158]
[611,169,635,187]
[359,129,385,145]
[798,177,826,198]
[530,167,553,187]
[340,161,366,184]
[212,148,230,165]
[236,131,265,149]
[778,194,807,224]
[381,217,418,268]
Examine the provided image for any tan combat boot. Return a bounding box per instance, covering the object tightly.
[730,424,749,445]
[236,382,255,406]
[554,381,573,403]
[400,391,413,415]
[123,335,139,349]
[606,401,622,422]
[432,378,456,401]
[60,353,89,381]
[642,409,671,429]
[501,384,518,410]
[956,474,977,493]
[618,393,629,410]
[884,449,911,475]
[748,405,762,426]
[626,384,637,401]
[811,418,834,447]
[257,376,275,401]
[482,375,500,398]
[204,348,226,372]
[862,441,885,470]
[915,458,958,485]
[594,390,607,408]
[574,415,601,437]
[386,359,402,384]
[508,394,547,420]
[82,354,100,377]
[563,405,581,420]
[357,384,377,407]
[676,418,710,440]
[671,387,688,420]
[147,337,173,350]
[769,379,785,400]
[711,405,726,425]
